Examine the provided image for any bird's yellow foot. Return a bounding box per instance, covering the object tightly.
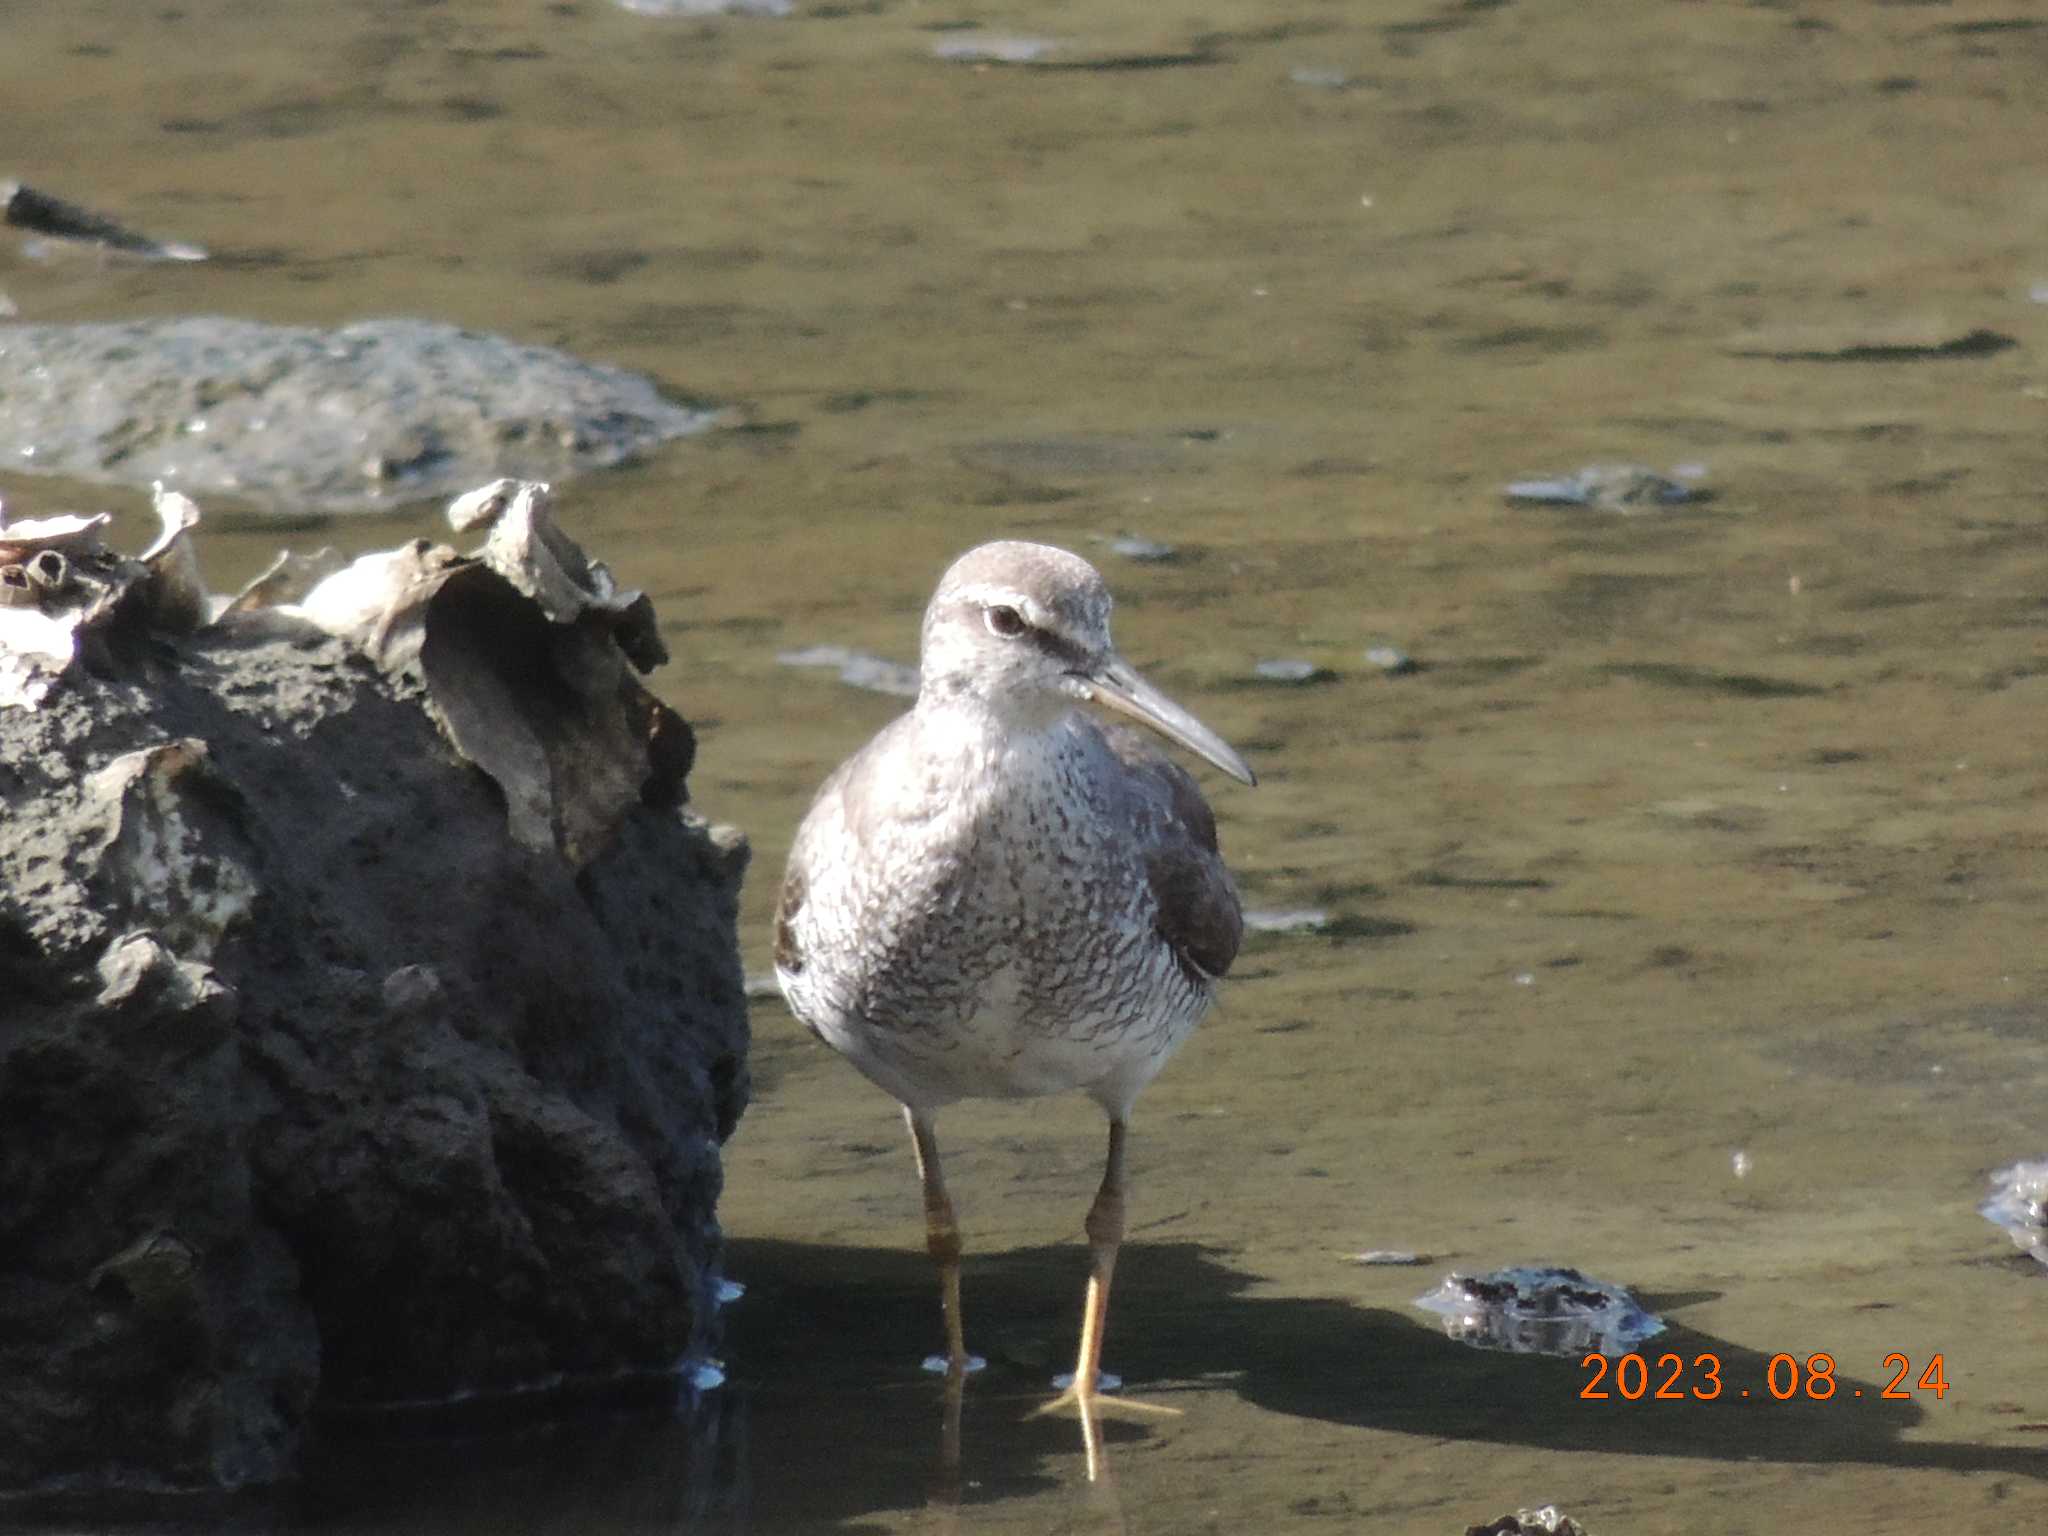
[1031,1378,1184,1421]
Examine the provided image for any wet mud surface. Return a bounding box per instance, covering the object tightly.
[6,0,2048,1530]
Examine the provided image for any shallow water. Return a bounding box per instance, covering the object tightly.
[7,0,2048,1530]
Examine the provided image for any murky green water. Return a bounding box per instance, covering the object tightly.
[8,0,2048,1529]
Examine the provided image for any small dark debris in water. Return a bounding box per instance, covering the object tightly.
[776,644,919,699]
[541,247,651,286]
[1504,463,1700,511]
[1940,17,2045,34]
[1409,867,1549,891]
[1452,323,1605,355]
[1980,1160,2048,1267]
[1364,644,1415,675]
[1253,658,1334,684]
[1415,1265,1665,1357]
[1382,14,1483,40]
[1289,456,1375,479]
[974,483,1080,509]
[1255,1018,1310,1035]
[1044,49,1221,72]
[819,388,929,414]
[1108,535,1178,563]
[3,178,206,262]
[440,95,505,124]
[958,434,1199,481]
[1603,661,1824,699]
[1324,913,1417,941]
[1726,326,2016,363]
[1465,1510,1588,1536]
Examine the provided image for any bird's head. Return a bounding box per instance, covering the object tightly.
[919,540,1255,785]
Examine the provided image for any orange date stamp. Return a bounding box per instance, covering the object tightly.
[1580,1351,1950,1402]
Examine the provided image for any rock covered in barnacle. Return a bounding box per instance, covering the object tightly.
[0,484,211,709]
[1414,1265,1665,1357]
[0,481,748,1503]
[1980,1160,2048,1266]
[284,479,694,863]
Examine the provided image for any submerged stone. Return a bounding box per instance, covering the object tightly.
[1465,1509,1588,1536]
[1980,1160,2048,1267]
[776,642,919,698]
[0,317,719,516]
[1243,907,1333,934]
[1414,1265,1665,1357]
[1504,463,1699,512]
[1253,658,1333,684]
[1108,535,1179,563]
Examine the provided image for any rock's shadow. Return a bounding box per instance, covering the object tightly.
[287,1235,2035,1535]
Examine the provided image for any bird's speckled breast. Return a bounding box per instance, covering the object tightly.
[779,704,1218,1113]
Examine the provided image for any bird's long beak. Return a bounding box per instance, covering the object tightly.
[1079,657,1257,786]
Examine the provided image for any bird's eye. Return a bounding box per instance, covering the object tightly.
[984,604,1027,638]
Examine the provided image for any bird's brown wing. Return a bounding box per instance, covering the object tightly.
[773,860,808,975]
[1101,724,1243,981]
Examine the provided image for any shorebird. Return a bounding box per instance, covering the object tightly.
[774,540,1254,1426]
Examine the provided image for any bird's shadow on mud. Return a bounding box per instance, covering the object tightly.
[724,1234,2040,1529]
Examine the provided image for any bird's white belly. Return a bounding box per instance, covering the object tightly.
[803,946,1207,1112]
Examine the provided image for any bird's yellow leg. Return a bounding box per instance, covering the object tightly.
[907,1107,977,1375]
[1035,1118,1183,1444]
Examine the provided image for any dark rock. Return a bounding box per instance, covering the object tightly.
[0,495,749,1503]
